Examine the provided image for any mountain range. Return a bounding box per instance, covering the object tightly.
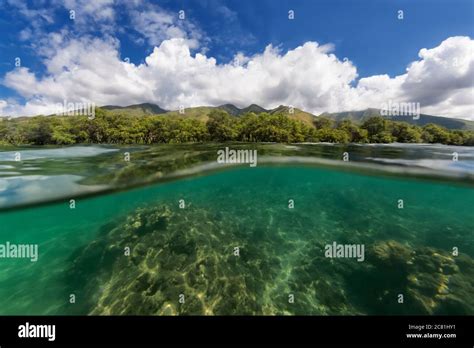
[100,103,474,131]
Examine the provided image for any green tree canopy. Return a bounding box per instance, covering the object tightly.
[0,108,471,146]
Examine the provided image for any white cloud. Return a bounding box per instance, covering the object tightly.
[0,100,7,114]
[9,0,206,51]
[358,36,474,118]
[56,0,116,30]
[6,0,54,24]
[2,36,474,120]
[129,5,205,50]
[4,36,153,109]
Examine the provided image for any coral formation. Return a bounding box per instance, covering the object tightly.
[64,202,474,315]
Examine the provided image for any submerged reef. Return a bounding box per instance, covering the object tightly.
[65,204,283,315]
[366,240,474,314]
[64,203,474,315]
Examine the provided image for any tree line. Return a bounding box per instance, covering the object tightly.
[0,108,473,145]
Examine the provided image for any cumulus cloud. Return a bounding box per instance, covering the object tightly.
[1,38,358,115]
[358,36,474,118]
[4,36,152,108]
[2,34,474,119]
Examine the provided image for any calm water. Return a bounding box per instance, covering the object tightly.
[0,143,473,315]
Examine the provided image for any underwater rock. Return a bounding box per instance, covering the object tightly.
[365,240,474,315]
[371,240,414,271]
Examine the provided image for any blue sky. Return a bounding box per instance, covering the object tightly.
[0,0,473,118]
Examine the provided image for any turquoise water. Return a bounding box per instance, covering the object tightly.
[0,159,473,315]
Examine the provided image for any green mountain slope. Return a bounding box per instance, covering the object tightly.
[322,109,474,131]
[102,103,168,115]
[269,105,317,127]
[160,106,216,122]
[217,104,242,115]
[98,103,474,131]
[240,104,268,114]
